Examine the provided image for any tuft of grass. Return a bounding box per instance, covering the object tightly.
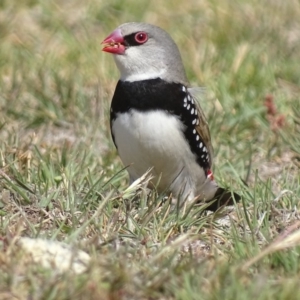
[0,0,300,299]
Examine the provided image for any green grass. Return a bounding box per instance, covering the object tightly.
[0,0,300,299]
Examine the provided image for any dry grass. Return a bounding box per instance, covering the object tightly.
[0,0,300,299]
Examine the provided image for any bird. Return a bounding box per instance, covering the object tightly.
[101,22,240,211]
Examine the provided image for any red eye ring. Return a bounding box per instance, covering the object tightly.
[134,32,148,44]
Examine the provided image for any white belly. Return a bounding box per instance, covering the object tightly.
[112,110,216,200]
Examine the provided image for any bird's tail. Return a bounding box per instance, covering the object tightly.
[205,187,241,211]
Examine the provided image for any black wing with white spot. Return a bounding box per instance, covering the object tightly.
[179,86,213,171]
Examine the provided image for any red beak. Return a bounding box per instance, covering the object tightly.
[101,29,125,54]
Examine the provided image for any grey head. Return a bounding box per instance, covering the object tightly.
[102,22,188,85]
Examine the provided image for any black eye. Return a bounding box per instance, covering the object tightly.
[134,32,148,44]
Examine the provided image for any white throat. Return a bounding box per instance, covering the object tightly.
[113,47,168,82]
[119,68,166,82]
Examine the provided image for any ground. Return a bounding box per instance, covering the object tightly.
[0,0,300,299]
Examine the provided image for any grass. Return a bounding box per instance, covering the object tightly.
[0,0,300,299]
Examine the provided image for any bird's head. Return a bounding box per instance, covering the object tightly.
[102,22,188,84]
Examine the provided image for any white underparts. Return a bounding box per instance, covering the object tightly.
[112,110,218,201]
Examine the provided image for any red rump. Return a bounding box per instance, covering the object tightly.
[207,169,214,181]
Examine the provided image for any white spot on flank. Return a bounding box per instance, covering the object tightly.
[196,135,199,141]
[191,99,194,104]
[192,119,197,125]
[199,142,203,148]
[203,147,207,153]
[191,108,194,114]
[196,119,199,125]
[193,129,196,134]
[184,102,187,107]
[184,97,187,103]
[182,86,187,92]
[187,104,190,110]
[187,95,191,101]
